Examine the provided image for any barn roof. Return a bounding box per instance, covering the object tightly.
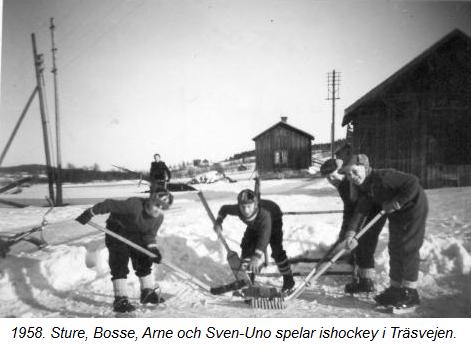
[342,29,471,126]
[252,120,314,141]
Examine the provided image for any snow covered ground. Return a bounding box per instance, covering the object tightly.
[0,177,470,317]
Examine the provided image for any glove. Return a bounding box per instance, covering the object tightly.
[75,208,94,225]
[343,230,358,251]
[0,240,11,258]
[248,254,264,274]
[147,245,162,264]
[213,223,223,235]
[382,200,401,214]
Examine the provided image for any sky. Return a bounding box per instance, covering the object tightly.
[1,0,471,171]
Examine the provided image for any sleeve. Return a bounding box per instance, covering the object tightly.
[340,200,356,238]
[345,196,373,232]
[215,204,240,225]
[254,212,272,253]
[91,198,135,216]
[384,170,420,209]
[143,215,164,247]
[164,163,171,180]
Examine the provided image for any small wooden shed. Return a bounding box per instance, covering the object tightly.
[252,117,314,173]
[342,29,471,188]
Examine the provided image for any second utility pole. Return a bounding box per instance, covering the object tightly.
[50,17,63,206]
[32,33,55,204]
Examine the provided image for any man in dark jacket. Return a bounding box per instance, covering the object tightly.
[214,189,295,292]
[149,154,171,195]
[341,155,429,309]
[320,157,386,294]
[76,195,167,313]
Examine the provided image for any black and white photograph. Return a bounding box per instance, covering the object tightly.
[0,0,470,318]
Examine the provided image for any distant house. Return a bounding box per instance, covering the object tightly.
[342,29,471,188]
[252,117,314,173]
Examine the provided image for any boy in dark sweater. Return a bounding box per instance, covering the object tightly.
[341,154,428,309]
[214,189,295,292]
[149,153,171,195]
[320,157,386,294]
[76,195,167,313]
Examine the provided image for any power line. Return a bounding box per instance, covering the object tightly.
[61,0,147,70]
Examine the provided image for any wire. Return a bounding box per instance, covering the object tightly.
[61,0,147,70]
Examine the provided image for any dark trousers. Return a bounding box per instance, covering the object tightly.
[105,229,152,281]
[388,193,428,283]
[241,220,289,267]
[355,210,387,269]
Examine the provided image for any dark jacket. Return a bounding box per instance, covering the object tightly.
[216,199,282,252]
[92,197,163,246]
[347,169,426,231]
[150,161,171,181]
[337,178,357,237]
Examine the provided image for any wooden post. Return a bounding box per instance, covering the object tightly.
[0,87,38,166]
[50,18,63,205]
[32,33,55,204]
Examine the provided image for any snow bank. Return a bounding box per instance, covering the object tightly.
[39,246,97,291]
[421,236,471,275]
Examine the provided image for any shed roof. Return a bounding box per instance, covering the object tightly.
[252,120,314,141]
[342,29,471,126]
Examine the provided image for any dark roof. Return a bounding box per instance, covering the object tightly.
[252,121,314,141]
[342,29,471,126]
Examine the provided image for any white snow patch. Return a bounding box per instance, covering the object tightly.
[39,246,97,291]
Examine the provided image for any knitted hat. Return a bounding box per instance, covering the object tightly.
[320,158,343,176]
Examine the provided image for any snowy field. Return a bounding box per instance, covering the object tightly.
[0,177,470,318]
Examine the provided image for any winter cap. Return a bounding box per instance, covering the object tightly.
[237,189,257,205]
[320,158,343,176]
[339,154,370,174]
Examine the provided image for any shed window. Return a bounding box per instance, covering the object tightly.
[274,150,288,165]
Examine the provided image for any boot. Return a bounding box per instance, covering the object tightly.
[140,288,165,304]
[345,277,375,294]
[282,274,295,293]
[374,286,402,306]
[394,287,420,309]
[113,296,136,313]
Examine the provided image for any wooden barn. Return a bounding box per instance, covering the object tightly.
[252,117,314,173]
[342,29,471,188]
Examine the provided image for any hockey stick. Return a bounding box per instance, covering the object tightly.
[285,211,386,302]
[197,191,251,284]
[282,210,343,215]
[87,221,211,293]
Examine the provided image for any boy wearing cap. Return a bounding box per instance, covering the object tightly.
[213,189,295,292]
[341,155,428,309]
[320,157,386,294]
[76,196,167,313]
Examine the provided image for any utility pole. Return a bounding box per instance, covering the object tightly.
[50,18,63,206]
[327,70,341,158]
[32,33,55,204]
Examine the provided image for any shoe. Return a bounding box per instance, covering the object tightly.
[282,274,295,293]
[140,288,165,304]
[113,296,136,313]
[374,286,402,306]
[345,277,375,294]
[395,287,420,308]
